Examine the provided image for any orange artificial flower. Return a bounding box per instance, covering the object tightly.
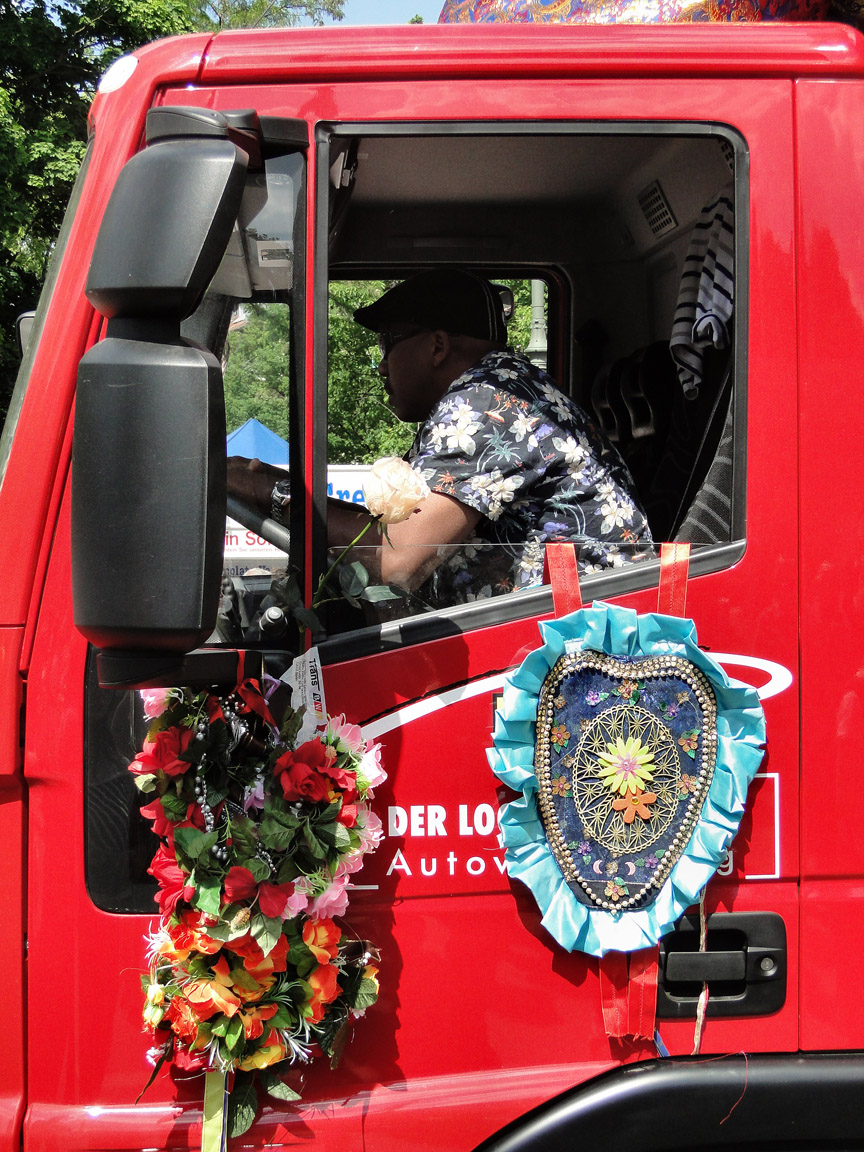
[227,930,289,977]
[237,1028,289,1071]
[238,1001,279,1040]
[302,918,340,964]
[611,788,657,824]
[306,962,341,1023]
[159,911,222,963]
[184,956,242,1020]
[165,995,206,1045]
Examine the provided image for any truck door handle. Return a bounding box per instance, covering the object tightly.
[665,948,746,984]
[657,911,786,1019]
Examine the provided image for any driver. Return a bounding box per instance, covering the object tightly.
[228,269,652,603]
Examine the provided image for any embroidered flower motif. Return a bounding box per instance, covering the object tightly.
[554,695,566,710]
[605,879,628,902]
[678,772,698,796]
[550,723,571,751]
[550,774,572,797]
[611,787,658,825]
[677,691,690,704]
[586,690,602,706]
[596,735,656,795]
[678,729,700,759]
[577,841,591,854]
[644,853,659,869]
[615,679,639,702]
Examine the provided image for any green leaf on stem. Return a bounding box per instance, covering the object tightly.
[260,1070,302,1102]
[228,1074,258,1139]
[250,913,283,956]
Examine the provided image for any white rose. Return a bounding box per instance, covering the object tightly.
[363,457,431,525]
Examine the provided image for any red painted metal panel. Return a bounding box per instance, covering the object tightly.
[19,67,801,1150]
[0,627,25,1152]
[795,75,864,1051]
[198,23,864,85]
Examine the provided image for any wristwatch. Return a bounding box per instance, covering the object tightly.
[271,478,291,525]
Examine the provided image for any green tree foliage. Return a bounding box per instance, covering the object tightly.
[0,0,343,426]
[223,286,415,465]
[195,0,341,28]
[223,278,543,466]
[0,0,195,421]
[326,280,415,463]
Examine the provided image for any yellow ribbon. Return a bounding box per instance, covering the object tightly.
[202,1069,228,1152]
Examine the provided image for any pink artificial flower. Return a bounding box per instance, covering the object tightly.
[243,777,267,813]
[359,742,387,790]
[325,714,364,754]
[140,688,172,720]
[309,876,349,920]
[356,806,384,853]
[284,886,310,919]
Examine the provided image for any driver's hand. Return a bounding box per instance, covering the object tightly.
[227,457,286,514]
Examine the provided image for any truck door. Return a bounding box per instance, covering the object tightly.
[23,30,801,1152]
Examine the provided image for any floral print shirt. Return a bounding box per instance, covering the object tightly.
[407,350,653,605]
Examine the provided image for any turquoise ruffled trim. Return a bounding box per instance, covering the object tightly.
[488,602,766,957]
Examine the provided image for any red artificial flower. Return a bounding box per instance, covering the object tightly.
[148,845,195,915]
[129,727,194,779]
[258,880,297,919]
[276,742,332,804]
[140,799,205,843]
[336,803,358,828]
[223,866,258,904]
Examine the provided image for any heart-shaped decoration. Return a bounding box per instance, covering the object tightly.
[534,651,718,912]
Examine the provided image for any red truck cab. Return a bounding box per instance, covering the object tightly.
[1,19,863,1151]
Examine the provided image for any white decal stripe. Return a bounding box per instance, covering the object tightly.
[362,673,508,740]
[360,653,793,741]
[709,654,794,701]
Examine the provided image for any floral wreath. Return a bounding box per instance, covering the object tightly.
[488,601,766,957]
[130,675,385,1139]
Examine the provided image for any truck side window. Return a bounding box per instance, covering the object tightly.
[316,127,743,639]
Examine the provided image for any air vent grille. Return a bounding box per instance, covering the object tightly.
[638,180,677,237]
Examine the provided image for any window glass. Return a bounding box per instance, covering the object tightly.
[315,128,741,636]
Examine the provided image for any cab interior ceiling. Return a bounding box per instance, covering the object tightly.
[328,131,734,358]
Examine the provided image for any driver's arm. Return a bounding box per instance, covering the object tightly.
[326,490,481,590]
[227,456,481,590]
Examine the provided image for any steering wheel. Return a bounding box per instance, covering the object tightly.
[226,494,291,553]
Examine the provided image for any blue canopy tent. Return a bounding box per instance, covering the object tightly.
[226,418,289,467]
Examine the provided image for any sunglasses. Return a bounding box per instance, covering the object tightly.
[377,327,427,359]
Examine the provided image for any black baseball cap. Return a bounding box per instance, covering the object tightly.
[354,269,508,344]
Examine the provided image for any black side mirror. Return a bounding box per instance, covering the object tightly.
[72,108,249,653]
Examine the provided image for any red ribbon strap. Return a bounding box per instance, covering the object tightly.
[599,947,660,1040]
[657,541,690,619]
[544,543,583,617]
